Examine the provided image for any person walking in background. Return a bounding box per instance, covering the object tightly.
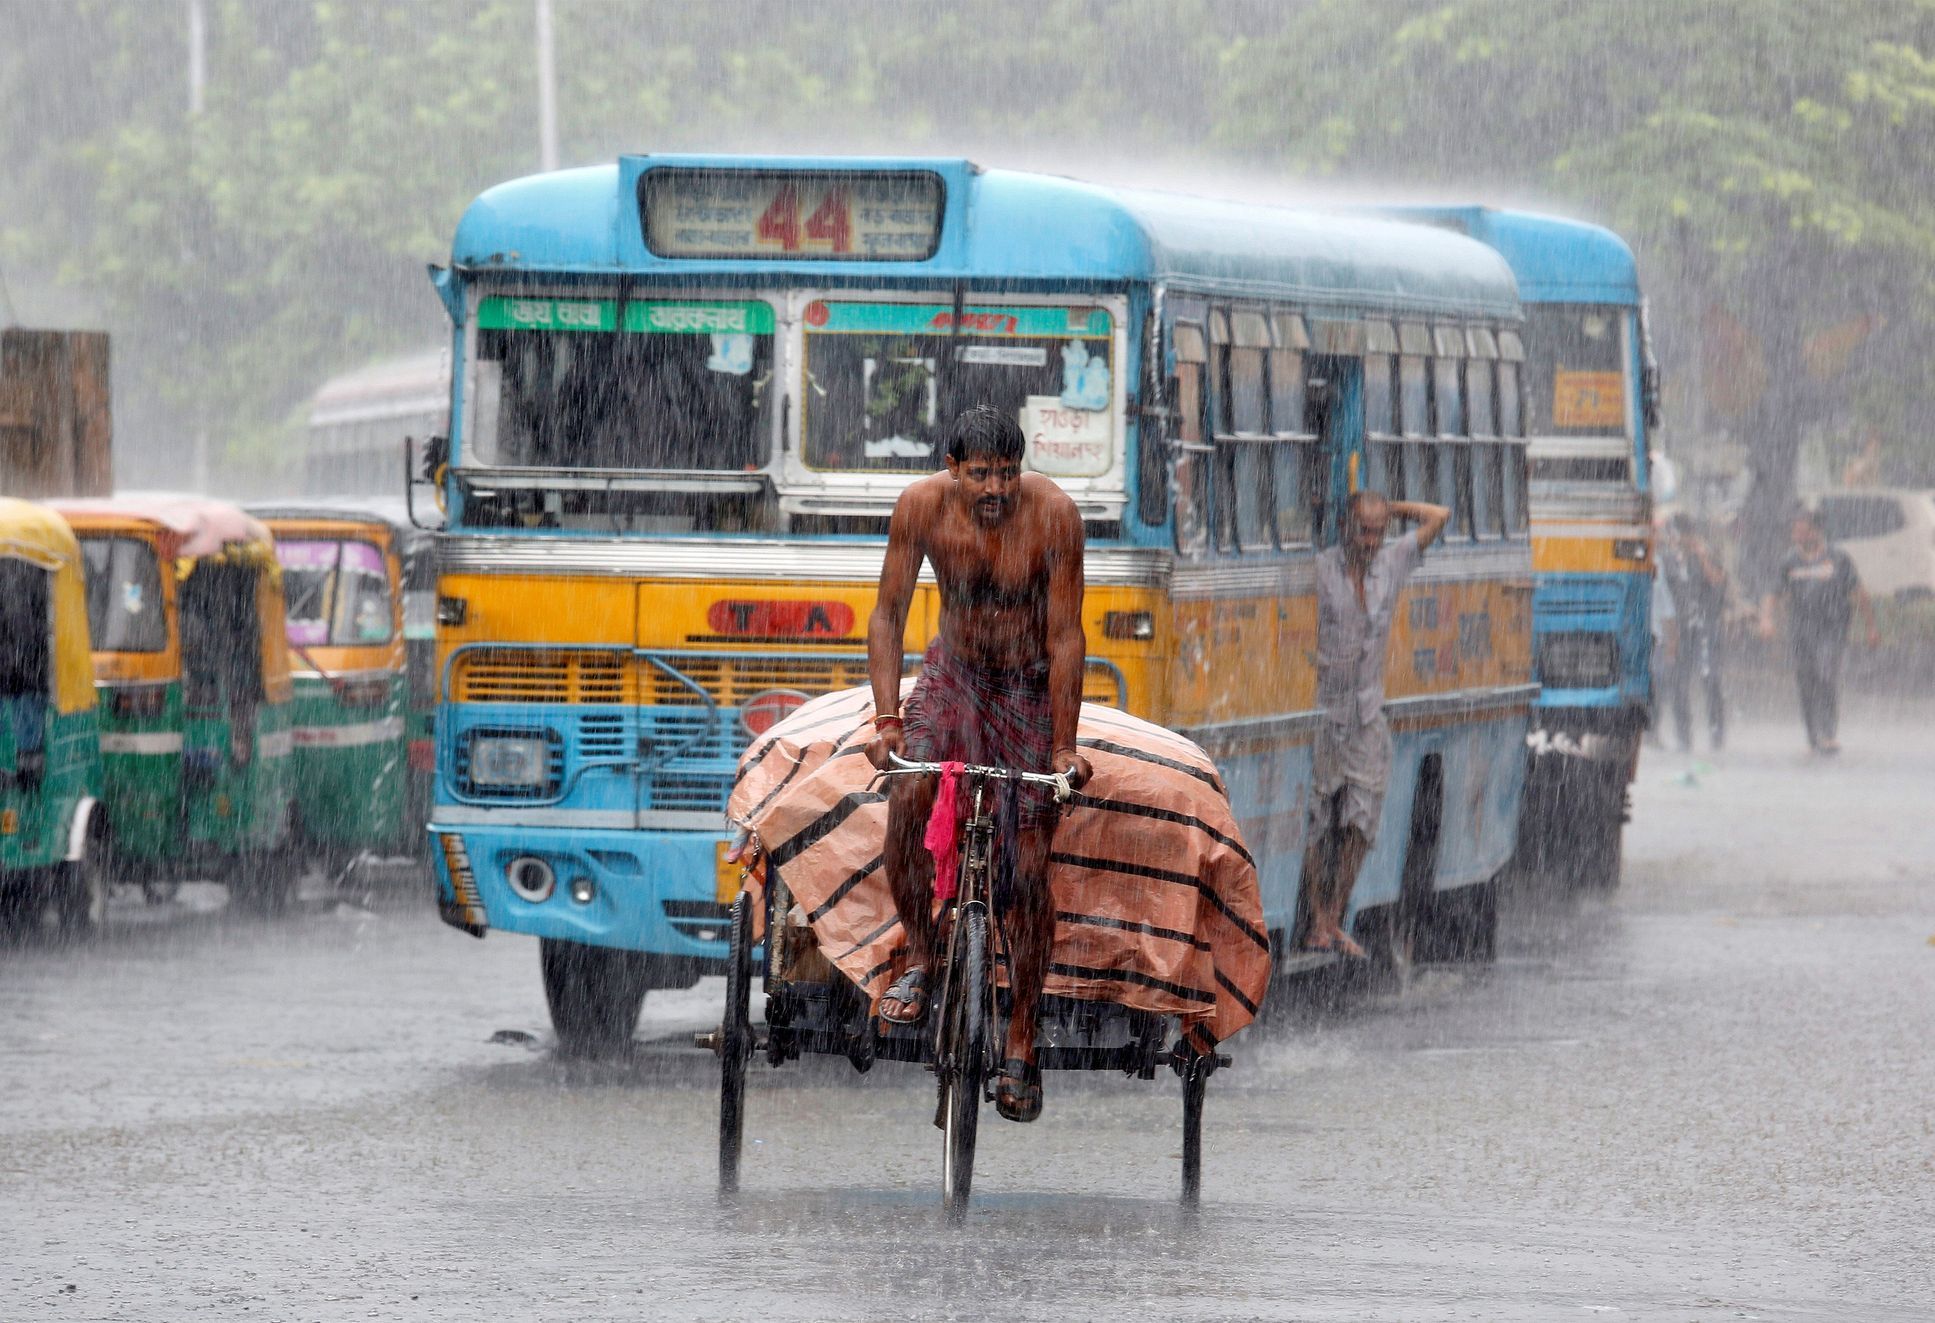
[1758,506,1880,755]
[1658,513,1731,751]
[1646,555,1677,749]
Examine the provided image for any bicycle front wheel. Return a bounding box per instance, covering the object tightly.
[939,903,989,1221]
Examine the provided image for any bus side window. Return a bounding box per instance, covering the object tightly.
[1221,311,1274,551]
[1412,442,1441,510]
[1497,329,1527,437]
[1363,335,1405,516]
[1267,325,1314,547]
[1432,356,1464,438]
[1451,443,1476,540]
[1170,320,1210,557]
[1397,323,1433,524]
[1503,441,1530,535]
[1499,361,1524,436]
[1467,357,1499,439]
[1470,441,1500,538]
[1467,343,1503,539]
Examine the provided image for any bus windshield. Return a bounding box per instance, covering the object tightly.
[801,300,1116,476]
[467,295,775,472]
[79,536,168,653]
[277,540,394,646]
[1524,305,1630,438]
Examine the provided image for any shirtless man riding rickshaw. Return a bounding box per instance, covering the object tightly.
[865,405,1092,1124]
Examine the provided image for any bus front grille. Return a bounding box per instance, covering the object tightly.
[451,648,631,704]
[451,648,1125,710]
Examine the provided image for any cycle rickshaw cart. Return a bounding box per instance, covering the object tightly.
[704,686,1271,1217]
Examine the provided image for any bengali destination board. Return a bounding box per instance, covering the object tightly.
[642,169,943,261]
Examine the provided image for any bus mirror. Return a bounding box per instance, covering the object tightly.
[404,435,449,530]
[1641,365,1662,431]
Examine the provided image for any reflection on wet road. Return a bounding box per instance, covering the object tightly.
[4,700,1932,1321]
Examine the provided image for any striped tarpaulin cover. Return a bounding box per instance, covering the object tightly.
[728,684,1272,1044]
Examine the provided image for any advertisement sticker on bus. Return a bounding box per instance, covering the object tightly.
[1022,396,1112,477]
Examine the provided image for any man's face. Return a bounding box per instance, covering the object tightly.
[1348,499,1390,564]
[948,452,1022,528]
[1793,518,1824,556]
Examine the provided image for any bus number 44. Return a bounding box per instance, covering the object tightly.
[756,185,852,254]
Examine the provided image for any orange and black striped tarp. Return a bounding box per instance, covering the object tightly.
[728,684,1271,1044]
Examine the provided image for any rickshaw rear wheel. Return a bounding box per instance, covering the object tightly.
[1180,1054,1209,1207]
[540,938,649,1058]
[940,904,989,1223]
[718,890,754,1196]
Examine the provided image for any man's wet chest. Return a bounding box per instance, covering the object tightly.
[928,531,1049,602]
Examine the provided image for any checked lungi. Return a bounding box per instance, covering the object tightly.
[902,639,1059,828]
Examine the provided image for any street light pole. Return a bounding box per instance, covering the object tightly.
[188,0,206,115]
[189,0,208,491]
[536,0,558,172]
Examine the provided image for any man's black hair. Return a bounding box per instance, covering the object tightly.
[945,405,1026,464]
[1347,488,1390,523]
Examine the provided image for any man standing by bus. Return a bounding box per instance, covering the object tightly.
[866,406,1091,1124]
[1302,488,1449,957]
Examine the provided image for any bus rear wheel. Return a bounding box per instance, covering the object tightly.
[540,938,650,1058]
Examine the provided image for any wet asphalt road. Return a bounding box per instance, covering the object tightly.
[4,694,1933,1322]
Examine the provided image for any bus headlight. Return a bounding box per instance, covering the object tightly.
[468,734,549,788]
[506,855,556,902]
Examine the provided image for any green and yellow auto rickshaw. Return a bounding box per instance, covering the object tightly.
[0,498,108,933]
[51,496,298,906]
[249,504,431,881]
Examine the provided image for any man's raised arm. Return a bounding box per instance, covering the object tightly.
[866,489,925,767]
[1045,498,1091,786]
[1394,499,1451,553]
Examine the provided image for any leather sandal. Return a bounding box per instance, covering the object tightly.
[877,967,929,1026]
[994,1058,1043,1123]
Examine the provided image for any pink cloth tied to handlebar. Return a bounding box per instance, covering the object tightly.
[923,760,965,900]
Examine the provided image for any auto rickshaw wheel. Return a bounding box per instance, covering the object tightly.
[141,877,181,906]
[540,938,650,1058]
[54,824,110,937]
[0,876,41,935]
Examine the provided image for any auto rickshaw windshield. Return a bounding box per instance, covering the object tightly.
[79,535,168,652]
[278,539,396,646]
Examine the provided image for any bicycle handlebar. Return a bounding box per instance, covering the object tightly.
[880,752,1076,803]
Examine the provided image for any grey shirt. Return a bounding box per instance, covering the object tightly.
[1314,530,1425,727]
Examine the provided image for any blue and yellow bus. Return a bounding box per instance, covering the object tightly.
[425,156,1537,1052]
[1387,208,1657,888]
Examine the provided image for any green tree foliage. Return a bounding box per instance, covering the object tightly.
[3,0,1931,539]
[1216,0,1935,572]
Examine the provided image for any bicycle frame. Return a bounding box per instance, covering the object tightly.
[874,756,1072,1111]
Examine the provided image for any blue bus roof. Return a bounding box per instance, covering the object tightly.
[450,155,1521,320]
[1374,206,1639,307]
